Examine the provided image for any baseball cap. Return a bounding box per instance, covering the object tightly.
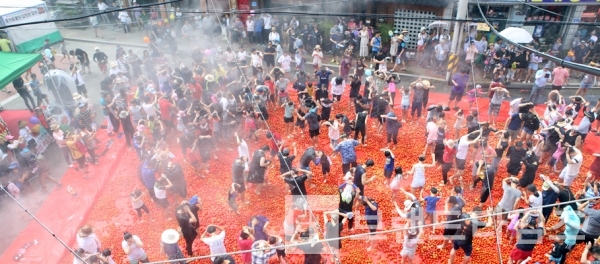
[94,47,99,51]
[189,195,199,205]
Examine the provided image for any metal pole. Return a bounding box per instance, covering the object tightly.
[447,0,468,81]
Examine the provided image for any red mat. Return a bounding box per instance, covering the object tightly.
[1,91,598,264]
[0,109,37,137]
[0,131,125,263]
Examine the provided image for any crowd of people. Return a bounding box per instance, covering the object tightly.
[4,11,600,264]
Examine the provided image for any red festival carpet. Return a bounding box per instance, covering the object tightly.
[1,91,598,264]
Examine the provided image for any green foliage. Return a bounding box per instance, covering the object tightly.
[318,19,335,50]
[378,23,394,43]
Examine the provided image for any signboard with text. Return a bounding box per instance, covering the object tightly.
[1,4,46,26]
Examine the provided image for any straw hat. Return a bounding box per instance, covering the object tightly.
[161,229,180,244]
[18,120,27,128]
[398,34,405,40]
[116,78,124,83]
[73,93,82,100]
[542,182,551,191]
[79,225,94,237]
[402,28,409,33]
[314,45,321,50]
[556,119,567,127]
[421,80,431,88]
[446,139,455,148]
[403,200,414,211]
[50,124,60,130]
[110,61,117,68]
[205,74,215,82]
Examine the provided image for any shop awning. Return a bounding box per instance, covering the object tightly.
[0,52,41,89]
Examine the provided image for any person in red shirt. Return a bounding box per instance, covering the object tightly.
[158,94,175,133]
[256,129,282,159]
[283,204,306,240]
[188,78,202,101]
[264,76,276,108]
[238,227,255,264]
[441,139,457,186]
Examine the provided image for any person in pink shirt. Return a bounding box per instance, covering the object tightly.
[551,65,569,91]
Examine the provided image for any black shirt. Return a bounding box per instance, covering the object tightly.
[12,77,25,93]
[355,112,368,128]
[264,46,276,61]
[374,53,386,70]
[278,153,296,174]
[284,175,308,196]
[297,241,323,264]
[299,148,317,167]
[515,227,543,251]
[176,212,197,235]
[349,80,361,97]
[454,219,486,246]
[494,49,507,63]
[93,52,108,63]
[353,165,366,189]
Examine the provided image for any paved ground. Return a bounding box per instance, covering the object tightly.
[0,21,598,257]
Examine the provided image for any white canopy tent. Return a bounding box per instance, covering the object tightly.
[0,0,63,53]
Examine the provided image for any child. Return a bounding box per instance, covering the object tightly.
[295,108,306,135]
[28,74,48,107]
[506,207,524,244]
[322,119,340,150]
[545,233,570,264]
[420,187,440,231]
[380,148,395,187]
[390,166,403,199]
[228,183,240,214]
[320,152,332,183]
[453,109,464,138]
[60,40,70,63]
[400,87,411,122]
[400,225,422,264]
[100,249,117,264]
[306,82,315,98]
[551,141,566,173]
[130,189,150,219]
[466,84,484,109]
[466,115,478,133]
[243,111,257,141]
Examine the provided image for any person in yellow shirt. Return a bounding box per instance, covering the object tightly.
[0,37,11,52]
[66,131,90,177]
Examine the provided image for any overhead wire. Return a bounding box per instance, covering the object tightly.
[143,196,600,263]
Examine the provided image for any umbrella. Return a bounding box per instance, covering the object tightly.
[429,21,448,28]
[499,27,533,44]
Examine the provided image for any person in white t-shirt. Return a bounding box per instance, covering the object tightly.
[559,146,583,186]
[448,131,481,186]
[76,225,102,254]
[278,52,292,72]
[236,132,250,171]
[121,232,149,263]
[201,225,227,261]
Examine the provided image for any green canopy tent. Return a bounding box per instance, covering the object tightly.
[0,52,42,89]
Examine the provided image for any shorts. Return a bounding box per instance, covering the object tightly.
[509,247,533,261]
[449,91,464,101]
[453,241,473,257]
[455,158,466,170]
[276,249,286,257]
[384,169,393,178]
[309,129,320,138]
[76,84,88,95]
[551,85,563,91]
[507,129,520,141]
[488,103,501,115]
[156,197,169,208]
[400,250,415,259]
[580,81,593,90]
[130,253,149,264]
[333,94,342,102]
[284,116,294,123]
[366,221,378,233]
[443,228,457,238]
[494,205,509,220]
[75,156,86,169]
[528,63,538,71]
[234,181,246,192]
[417,45,425,52]
[543,141,558,153]
[401,104,410,110]
[522,126,534,135]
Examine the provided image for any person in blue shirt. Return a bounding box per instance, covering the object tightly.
[314,66,333,89]
[140,160,157,198]
[505,112,523,143]
[254,16,264,45]
[248,215,270,241]
[421,187,441,231]
[380,148,395,186]
[28,74,48,106]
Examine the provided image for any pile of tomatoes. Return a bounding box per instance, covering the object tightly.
[60,90,594,264]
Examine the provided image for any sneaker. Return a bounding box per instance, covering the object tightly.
[68,164,73,168]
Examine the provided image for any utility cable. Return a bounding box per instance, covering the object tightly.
[475,0,600,77]
[0,186,87,263]
[0,0,182,30]
[143,196,600,263]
